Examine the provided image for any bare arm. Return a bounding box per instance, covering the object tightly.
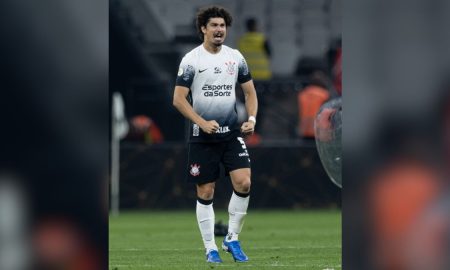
[172,86,219,134]
[240,80,258,134]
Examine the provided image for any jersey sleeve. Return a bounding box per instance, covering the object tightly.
[175,56,196,88]
[236,50,252,84]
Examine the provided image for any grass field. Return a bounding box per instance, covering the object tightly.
[109,210,341,270]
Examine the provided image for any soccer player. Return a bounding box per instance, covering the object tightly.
[172,6,258,263]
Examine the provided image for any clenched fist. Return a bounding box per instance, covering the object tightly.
[200,120,220,134]
[240,121,255,135]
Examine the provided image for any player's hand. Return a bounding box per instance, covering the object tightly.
[240,121,255,135]
[200,120,220,134]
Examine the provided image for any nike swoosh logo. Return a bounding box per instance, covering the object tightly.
[199,69,208,73]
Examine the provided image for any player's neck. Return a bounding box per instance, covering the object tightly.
[203,42,222,54]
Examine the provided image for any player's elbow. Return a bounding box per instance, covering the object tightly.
[172,95,182,109]
[172,97,178,108]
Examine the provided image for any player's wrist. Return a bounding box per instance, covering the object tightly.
[196,119,206,129]
[248,116,256,125]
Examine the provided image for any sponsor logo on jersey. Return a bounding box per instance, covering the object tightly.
[190,163,200,176]
[214,67,222,74]
[201,84,233,97]
[203,91,231,97]
[202,84,233,91]
[239,151,249,157]
[215,126,230,134]
[225,61,236,75]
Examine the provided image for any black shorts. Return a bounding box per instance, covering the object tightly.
[186,136,251,185]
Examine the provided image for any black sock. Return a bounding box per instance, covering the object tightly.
[233,189,250,198]
[197,197,213,205]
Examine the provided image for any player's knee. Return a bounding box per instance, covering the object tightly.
[235,177,251,194]
[241,178,251,193]
[197,183,215,200]
[197,189,214,200]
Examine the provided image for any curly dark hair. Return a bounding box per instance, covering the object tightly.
[196,6,232,41]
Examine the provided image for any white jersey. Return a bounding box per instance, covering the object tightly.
[176,44,252,142]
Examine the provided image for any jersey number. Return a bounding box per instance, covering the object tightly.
[237,137,247,149]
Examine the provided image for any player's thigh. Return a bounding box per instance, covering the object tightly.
[222,136,251,176]
[187,143,221,185]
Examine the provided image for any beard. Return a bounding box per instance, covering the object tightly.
[213,40,223,47]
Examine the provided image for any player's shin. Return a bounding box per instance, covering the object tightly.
[196,198,218,252]
[227,190,250,241]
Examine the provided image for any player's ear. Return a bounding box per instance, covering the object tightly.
[201,25,207,34]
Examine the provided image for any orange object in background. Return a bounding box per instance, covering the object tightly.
[244,132,261,146]
[33,218,101,270]
[367,159,441,270]
[129,115,164,144]
[298,85,330,138]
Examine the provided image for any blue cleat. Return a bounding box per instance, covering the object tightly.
[206,250,222,263]
[222,238,249,262]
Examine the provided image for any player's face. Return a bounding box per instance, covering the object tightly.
[202,17,227,47]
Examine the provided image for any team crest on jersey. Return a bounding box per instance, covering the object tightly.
[190,164,201,176]
[225,61,236,75]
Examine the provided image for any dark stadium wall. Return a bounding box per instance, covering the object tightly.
[118,144,341,209]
